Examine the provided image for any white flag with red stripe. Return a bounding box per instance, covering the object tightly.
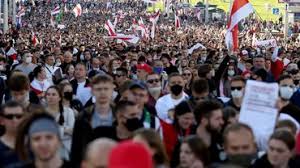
[32,32,39,47]
[17,7,25,17]
[149,11,160,39]
[174,12,181,29]
[51,6,60,15]
[106,34,139,44]
[195,8,201,21]
[104,20,116,36]
[225,0,254,51]
[73,4,82,17]
[6,47,17,60]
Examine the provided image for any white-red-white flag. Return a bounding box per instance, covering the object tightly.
[225,0,253,51]
[64,5,69,13]
[195,8,201,21]
[32,32,39,47]
[6,47,17,60]
[106,34,140,44]
[73,4,82,17]
[51,6,60,15]
[174,12,181,28]
[149,11,160,39]
[104,20,116,36]
[17,7,25,17]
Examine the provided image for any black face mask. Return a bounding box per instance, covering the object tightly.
[294,80,299,86]
[64,92,73,101]
[227,153,257,167]
[170,84,183,96]
[125,118,144,131]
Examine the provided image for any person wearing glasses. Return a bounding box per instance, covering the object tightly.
[225,76,246,112]
[0,101,26,167]
[146,73,163,108]
[277,75,300,124]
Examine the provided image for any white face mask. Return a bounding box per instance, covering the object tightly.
[210,69,215,77]
[231,89,243,98]
[25,57,32,64]
[228,70,235,77]
[280,86,295,100]
[148,86,162,95]
[55,60,61,66]
[0,65,4,71]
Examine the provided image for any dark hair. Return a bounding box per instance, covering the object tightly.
[269,130,295,151]
[8,71,30,91]
[45,86,64,125]
[0,101,24,115]
[133,129,169,167]
[194,100,223,124]
[160,53,171,61]
[116,67,129,76]
[115,100,136,114]
[191,79,209,94]
[277,74,293,83]
[223,123,254,146]
[168,72,183,82]
[65,64,74,75]
[91,74,114,86]
[230,75,246,85]
[32,65,44,78]
[15,112,57,161]
[275,120,297,136]
[198,64,212,78]
[182,135,210,166]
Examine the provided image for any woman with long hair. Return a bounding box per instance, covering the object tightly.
[182,68,194,96]
[178,136,210,168]
[133,129,169,168]
[65,64,75,81]
[161,101,194,160]
[44,86,75,160]
[58,82,83,115]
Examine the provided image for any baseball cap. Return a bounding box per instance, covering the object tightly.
[129,81,147,90]
[136,63,152,74]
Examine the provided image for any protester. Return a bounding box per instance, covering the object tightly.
[0,101,26,167]
[81,138,117,168]
[252,130,300,168]
[16,112,71,167]
[133,128,169,168]
[179,136,210,168]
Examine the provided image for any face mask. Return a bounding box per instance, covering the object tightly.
[125,118,144,131]
[148,86,162,95]
[153,67,163,74]
[210,69,215,77]
[226,153,257,168]
[25,57,32,63]
[228,70,235,77]
[64,92,73,101]
[280,86,295,100]
[170,84,183,96]
[231,89,243,98]
[56,60,61,66]
[201,56,207,62]
[294,80,299,86]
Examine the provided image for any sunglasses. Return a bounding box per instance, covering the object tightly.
[183,73,192,76]
[147,79,160,84]
[231,86,243,91]
[281,84,295,88]
[2,114,23,120]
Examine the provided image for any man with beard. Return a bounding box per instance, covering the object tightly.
[194,100,225,162]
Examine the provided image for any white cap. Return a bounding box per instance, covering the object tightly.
[241,50,248,55]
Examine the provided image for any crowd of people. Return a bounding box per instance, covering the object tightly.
[1,0,300,167]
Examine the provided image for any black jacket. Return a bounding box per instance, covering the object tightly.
[70,78,90,95]
[70,104,116,168]
[252,154,300,168]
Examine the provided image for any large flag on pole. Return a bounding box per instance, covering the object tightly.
[174,12,181,28]
[73,4,82,17]
[225,0,254,51]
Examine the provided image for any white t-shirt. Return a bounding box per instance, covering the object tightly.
[76,81,92,106]
[155,93,188,124]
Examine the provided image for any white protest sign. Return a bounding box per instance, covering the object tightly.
[254,39,277,48]
[239,80,279,149]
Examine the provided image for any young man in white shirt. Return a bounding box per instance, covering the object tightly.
[155,73,188,124]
